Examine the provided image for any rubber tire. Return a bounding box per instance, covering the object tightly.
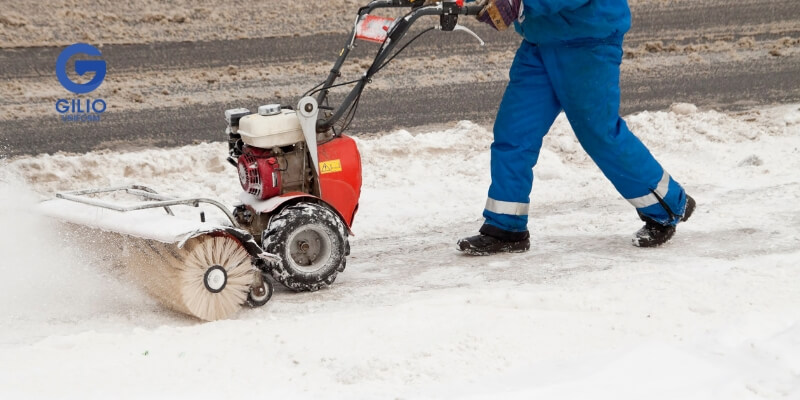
[262,202,348,292]
[245,276,274,308]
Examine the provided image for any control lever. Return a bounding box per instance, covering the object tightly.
[437,24,485,46]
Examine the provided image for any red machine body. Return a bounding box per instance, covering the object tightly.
[317,135,362,227]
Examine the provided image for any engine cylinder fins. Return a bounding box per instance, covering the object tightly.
[123,234,261,321]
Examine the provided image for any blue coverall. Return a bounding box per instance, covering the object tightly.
[483,0,688,235]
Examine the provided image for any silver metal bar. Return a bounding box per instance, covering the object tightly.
[126,188,175,201]
[55,185,240,228]
[127,186,175,215]
[55,184,175,215]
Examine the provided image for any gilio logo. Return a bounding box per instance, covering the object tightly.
[55,43,107,122]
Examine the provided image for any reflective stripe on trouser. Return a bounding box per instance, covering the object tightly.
[625,169,688,225]
[485,198,530,216]
[484,39,687,232]
[627,169,671,208]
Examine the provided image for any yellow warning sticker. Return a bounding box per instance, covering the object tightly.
[319,159,342,174]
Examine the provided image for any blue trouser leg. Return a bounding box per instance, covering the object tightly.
[483,41,562,233]
[539,38,688,225]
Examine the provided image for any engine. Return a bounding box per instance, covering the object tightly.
[225,106,314,201]
[236,143,312,200]
[237,146,281,200]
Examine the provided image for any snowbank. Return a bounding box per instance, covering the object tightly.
[0,104,799,399]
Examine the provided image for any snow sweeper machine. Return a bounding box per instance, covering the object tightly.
[40,0,486,321]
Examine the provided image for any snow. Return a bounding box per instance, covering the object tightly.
[1,104,799,399]
[670,102,699,115]
[37,198,228,244]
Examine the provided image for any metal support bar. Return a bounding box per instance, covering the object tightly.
[55,185,240,228]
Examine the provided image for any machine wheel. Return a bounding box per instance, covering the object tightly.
[262,202,348,292]
[246,274,274,307]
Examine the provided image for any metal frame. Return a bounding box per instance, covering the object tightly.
[56,185,241,228]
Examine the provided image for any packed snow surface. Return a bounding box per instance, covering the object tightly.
[1,104,799,399]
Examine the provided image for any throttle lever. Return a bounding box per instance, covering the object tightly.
[436,24,485,46]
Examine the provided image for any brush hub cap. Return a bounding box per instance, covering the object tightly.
[204,265,228,293]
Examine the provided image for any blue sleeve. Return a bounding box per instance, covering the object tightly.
[522,0,591,16]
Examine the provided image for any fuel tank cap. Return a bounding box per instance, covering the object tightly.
[258,104,282,116]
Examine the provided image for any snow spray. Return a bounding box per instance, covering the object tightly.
[0,168,145,324]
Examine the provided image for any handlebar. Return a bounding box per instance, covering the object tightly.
[461,5,484,16]
[314,1,486,132]
[363,1,483,16]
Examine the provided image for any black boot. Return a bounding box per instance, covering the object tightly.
[457,224,530,256]
[633,195,696,248]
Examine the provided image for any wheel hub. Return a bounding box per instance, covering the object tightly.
[249,281,269,302]
[287,225,332,273]
[203,265,228,293]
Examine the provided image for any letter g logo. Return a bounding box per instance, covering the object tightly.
[55,43,107,94]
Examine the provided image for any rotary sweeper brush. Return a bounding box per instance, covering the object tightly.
[39,0,486,321]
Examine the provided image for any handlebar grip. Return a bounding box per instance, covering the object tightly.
[461,5,484,16]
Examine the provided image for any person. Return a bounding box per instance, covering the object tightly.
[457,0,696,255]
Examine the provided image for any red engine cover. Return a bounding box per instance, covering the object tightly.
[238,147,282,200]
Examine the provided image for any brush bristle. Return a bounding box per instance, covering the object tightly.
[119,234,257,321]
[179,236,254,321]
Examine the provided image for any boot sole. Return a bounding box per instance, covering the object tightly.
[457,243,530,256]
[632,227,676,248]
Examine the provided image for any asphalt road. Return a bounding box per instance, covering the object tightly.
[1,0,799,157]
